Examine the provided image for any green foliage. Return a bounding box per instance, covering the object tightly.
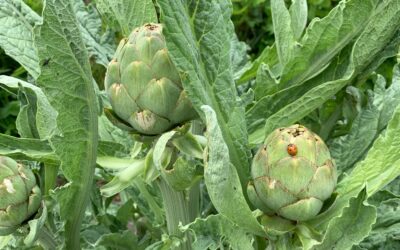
[0,0,399,249]
[0,88,18,136]
[232,0,341,57]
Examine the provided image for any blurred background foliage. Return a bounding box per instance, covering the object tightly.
[232,0,340,56]
[0,50,23,136]
[24,0,43,13]
[0,1,43,136]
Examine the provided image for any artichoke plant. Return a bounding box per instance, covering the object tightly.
[249,124,337,221]
[0,156,42,235]
[105,23,197,135]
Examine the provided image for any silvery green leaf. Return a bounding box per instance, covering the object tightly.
[181,214,254,250]
[72,1,115,66]
[201,105,264,236]
[289,0,307,40]
[35,1,99,247]
[314,188,376,250]
[0,0,41,78]
[158,0,252,189]
[271,0,295,65]
[95,0,157,36]
[0,75,57,139]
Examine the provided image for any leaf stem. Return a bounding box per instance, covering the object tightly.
[157,178,191,250]
[134,179,164,226]
[37,226,58,250]
[188,183,200,221]
[188,120,202,221]
[44,163,58,195]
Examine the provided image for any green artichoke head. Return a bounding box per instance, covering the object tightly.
[249,124,337,222]
[105,23,197,135]
[0,156,42,235]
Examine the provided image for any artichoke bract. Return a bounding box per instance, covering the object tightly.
[0,156,42,235]
[105,23,197,135]
[249,124,337,221]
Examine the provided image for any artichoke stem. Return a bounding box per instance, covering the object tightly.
[188,120,202,222]
[157,178,192,250]
[44,163,59,195]
[37,226,58,250]
[188,182,200,221]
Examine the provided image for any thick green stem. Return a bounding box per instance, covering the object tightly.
[188,183,200,221]
[157,178,191,250]
[272,234,291,250]
[44,163,59,196]
[134,179,164,225]
[188,120,202,222]
[37,226,58,250]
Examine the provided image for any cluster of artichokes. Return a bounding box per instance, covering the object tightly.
[249,124,337,221]
[105,24,336,222]
[105,23,197,135]
[0,156,42,235]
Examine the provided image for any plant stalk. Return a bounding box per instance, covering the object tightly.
[188,183,200,221]
[188,120,202,222]
[44,163,58,195]
[157,178,191,250]
[37,226,58,250]
[134,179,164,225]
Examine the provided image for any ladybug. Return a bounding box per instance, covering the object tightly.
[287,144,297,156]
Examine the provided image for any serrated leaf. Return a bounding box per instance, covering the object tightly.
[279,0,377,89]
[250,0,400,144]
[172,133,204,159]
[95,230,139,249]
[309,101,400,229]
[181,214,254,250]
[231,33,250,81]
[359,192,400,249]
[201,105,264,237]
[72,1,115,66]
[0,75,57,139]
[271,0,295,66]
[95,0,157,36]
[379,65,400,131]
[24,204,49,246]
[158,0,252,192]
[246,44,352,139]
[330,65,400,173]
[330,91,379,172]
[238,44,278,84]
[314,189,376,250]
[0,133,58,164]
[34,0,98,248]
[289,0,307,40]
[254,63,278,99]
[0,0,41,78]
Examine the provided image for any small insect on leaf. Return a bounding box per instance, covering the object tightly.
[287,144,297,156]
[42,58,51,66]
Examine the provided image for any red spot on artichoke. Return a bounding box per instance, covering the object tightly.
[287,144,297,156]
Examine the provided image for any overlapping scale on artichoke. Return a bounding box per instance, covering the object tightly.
[249,124,337,221]
[105,23,197,135]
[0,156,41,235]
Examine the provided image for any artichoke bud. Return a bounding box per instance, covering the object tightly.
[249,124,337,222]
[105,23,197,135]
[0,156,42,236]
